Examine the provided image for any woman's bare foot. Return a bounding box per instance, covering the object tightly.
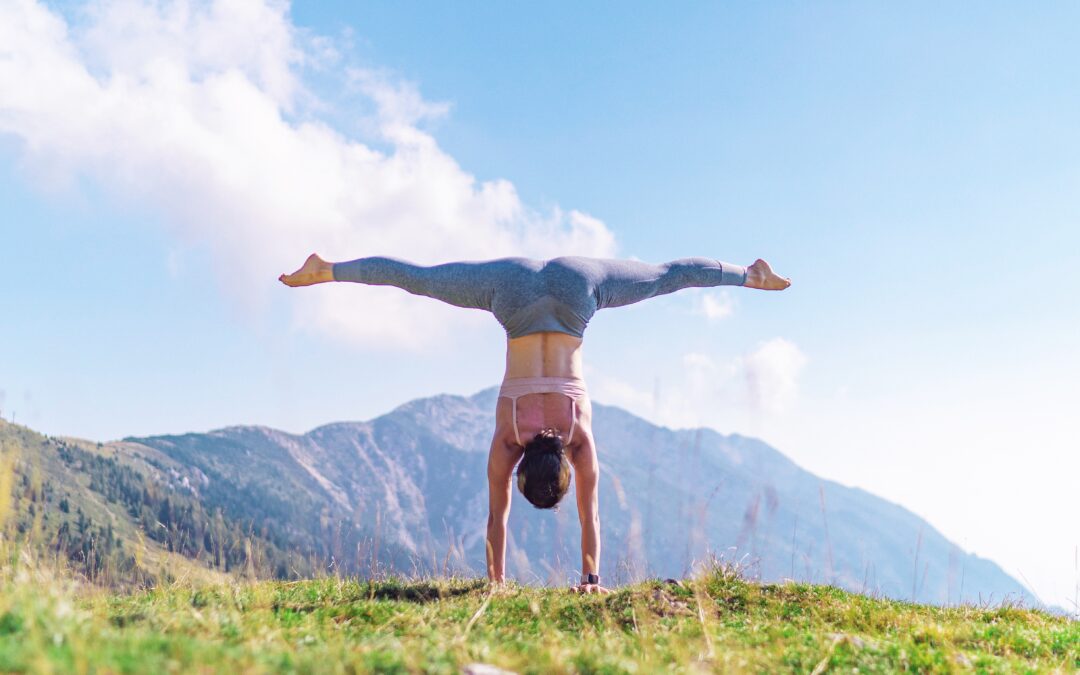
[744,259,791,290]
[279,253,334,287]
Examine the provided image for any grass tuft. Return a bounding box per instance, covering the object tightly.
[0,558,1075,673]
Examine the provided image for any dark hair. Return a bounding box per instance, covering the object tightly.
[516,429,571,509]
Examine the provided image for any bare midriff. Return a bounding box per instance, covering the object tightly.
[503,332,584,379]
[498,332,588,448]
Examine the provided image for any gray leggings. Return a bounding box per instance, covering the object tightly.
[332,255,747,338]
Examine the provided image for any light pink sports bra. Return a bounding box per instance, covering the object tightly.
[498,376,588,447]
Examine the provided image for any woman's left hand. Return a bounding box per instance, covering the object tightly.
[572,583,611,595]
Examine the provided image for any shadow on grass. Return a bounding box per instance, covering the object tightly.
[368,579,487,603]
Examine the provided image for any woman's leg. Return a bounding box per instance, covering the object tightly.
[591,257,746,309]
[281,253,503,311]
[590,256,789,309]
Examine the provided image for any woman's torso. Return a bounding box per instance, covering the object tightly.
[496,332,591,450]
[504,332,584,379]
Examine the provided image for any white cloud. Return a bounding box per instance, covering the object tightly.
[585,370,656,415]
[740,338,807,414]
[588,339,807,431]
[692,288,736,322]
[0,0,616,349]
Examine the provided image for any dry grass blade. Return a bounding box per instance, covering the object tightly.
[463,587,495,637]
[810,634,844,675]
[691,577,715,660]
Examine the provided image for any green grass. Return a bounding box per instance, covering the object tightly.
[0,562,1076,674]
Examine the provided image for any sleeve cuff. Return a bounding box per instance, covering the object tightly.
[718,261,747,286]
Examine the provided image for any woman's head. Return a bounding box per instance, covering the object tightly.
[516,429,571,509]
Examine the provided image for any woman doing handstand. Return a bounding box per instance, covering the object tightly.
[279,253,791,593]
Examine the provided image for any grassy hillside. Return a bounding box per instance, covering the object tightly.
[0,420,327,587]
[1,417,1074,672]
[0,562,1075,674]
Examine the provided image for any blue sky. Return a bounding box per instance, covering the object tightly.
[1,1,1077,609]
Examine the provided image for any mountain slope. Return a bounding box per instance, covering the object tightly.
[0,418,312,585]
[110,388,1032,605]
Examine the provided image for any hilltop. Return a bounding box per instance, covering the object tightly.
[0,564,1074,673]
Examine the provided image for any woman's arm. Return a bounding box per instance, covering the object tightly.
[572,432,609,594]
[486,435,520,583]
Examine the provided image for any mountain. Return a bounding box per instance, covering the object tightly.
[0,418,252,586]
[0,390,1032,605]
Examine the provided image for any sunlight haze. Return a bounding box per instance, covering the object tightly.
[1,1,1077,611]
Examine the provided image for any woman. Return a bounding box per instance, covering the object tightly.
[279,253,791,593]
